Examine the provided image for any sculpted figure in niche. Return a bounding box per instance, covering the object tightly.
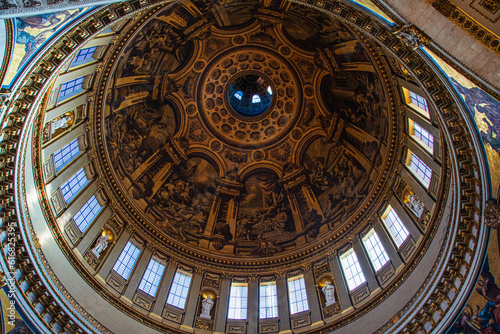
[406,193,424,218]
[322,281,336,306]
[200,295,214,319]
[92,234,110,258]
[51,112,73,137]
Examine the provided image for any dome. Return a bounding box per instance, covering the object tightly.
[228,74,273,117]
[0,0,497,334]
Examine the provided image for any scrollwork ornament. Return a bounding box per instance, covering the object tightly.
[485,199,500,228]
[392,24,429,50]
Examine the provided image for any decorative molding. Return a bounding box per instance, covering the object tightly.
[428,0,500,56]
[1,1,486,334]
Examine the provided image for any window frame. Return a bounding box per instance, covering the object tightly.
[72,46,97,64]
[166,270,193,309]
[407,151,433,189]
[402,87,430,119]
[408,119,434,154]
[259,281,278,319]
[60,167,89,203]
[54,138,81,172]
[112,241,141,280]
[59,76,85,101]
[138,258,166,297]
[339,248,366,291]
[228,282,249,320]
[362,229,390,272]
[287,275,309,315]
[73,195,102,233]
[381,205,410,248]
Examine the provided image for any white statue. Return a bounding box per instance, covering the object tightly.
[51,114,72,135]
[406,194,424,218]
[322,281,336,306]
[200,295,214,319]
[92,234,110,258]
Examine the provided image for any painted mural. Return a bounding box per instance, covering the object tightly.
[447,229,500,334]
[0,288,33,334]
[423,47,500,196]
[101,1,392,256]
[348,0,395,24]
[4,8,90,86]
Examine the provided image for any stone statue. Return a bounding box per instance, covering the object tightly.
[406,194,424,218]
[393,25,420,49]
[200,295,214,319]
[92,234,110,258]
[51,113,72,134]
[322,281,336,306]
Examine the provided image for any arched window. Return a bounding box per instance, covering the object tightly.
[252,94,261,103]
[267,86,272,95]
[234,91,243,100]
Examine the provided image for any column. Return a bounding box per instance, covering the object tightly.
[58,182,98,228]
[152,260,178,315]
[76,207,111,253]
[407,139,440,175]
[43,122,85,156]
[373,220,403,269]
[353,242,378,293]
[214,276,230,333]
[389,196,422,241]
[123,247,153,300]
[280,167,325,244]
[181,270,203,329]
[46,95,88,120]
[276,274,291,333]
[201,178,243,252]
[303,268,322,326]
[97,228,130,279]
[44,152,89,193]
[247,278,259,334]
[329,256,352,310]
[401,168,434,209]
